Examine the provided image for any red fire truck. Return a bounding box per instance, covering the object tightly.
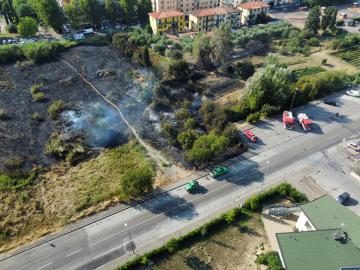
[297,113,312,131]
[283,111,295,129]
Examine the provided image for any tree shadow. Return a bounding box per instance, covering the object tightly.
[252,120,275,130]
[133,192,198,220]
[185,256,212,270]
[310,123,324,135]
[343,197,359,206]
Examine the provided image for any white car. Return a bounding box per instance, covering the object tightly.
[347,143,360,152]
[346,90,360,97]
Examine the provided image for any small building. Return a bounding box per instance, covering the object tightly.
[238,2,270,25]
[148,10,186,35]
[276,195,360,270]
[189,6,241,32]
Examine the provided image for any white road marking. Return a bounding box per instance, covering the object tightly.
[341,95,360,104]
[35,262,52,270]
[66,249,82,257]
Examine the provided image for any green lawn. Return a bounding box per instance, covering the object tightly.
[332,47,360,68]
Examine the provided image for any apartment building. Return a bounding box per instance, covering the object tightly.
[151,0,220,13]
[148,10,185,34]
[189,6,240,31]
[238,2,269,24]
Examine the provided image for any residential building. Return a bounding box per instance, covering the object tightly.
[238,2,269,25]
[148,10,185,35]
[189,6,241,32]
[276,195,360,270]
[151,0,220,14]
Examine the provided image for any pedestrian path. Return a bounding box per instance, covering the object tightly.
[341,94,360,104]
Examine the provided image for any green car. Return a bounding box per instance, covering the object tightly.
[210,166,229,177]
[184,180,199,192]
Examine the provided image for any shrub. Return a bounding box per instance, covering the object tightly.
[0,108,7,120]
[121,166,154,197]
[48,100,67,120]
[321,58,327,65]
[0,45,23,63]
[31,112,44,121]
[6,23,17,33]
[260,104,281,116]
[307,37,320,47]
[246,112,262,123]
[184,118,197,129]
[233,61,255,80]
[0,172,37,192]
[177,129,200,149]
[168,60,189,81]
[161,121,178,145]
[256,251,284,270]
[18,17,38,37]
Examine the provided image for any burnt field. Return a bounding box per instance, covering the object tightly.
[0,45,157,173]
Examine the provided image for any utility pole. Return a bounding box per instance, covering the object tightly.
[290,87,299,112]
[124,223,135,254]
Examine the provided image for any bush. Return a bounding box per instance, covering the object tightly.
[256,251,284,270]
[121,166,154,197]
[233,61,255,80]
[307,37,320,47]
[260,104,281,116]
[6,23,17,33]
[246,112,262,123]
[161,121,178,145]
[31,112,44,121]
[48,100,67,120]
[0,108,7,120]
[184,118,197,129]
[177,129,200,149]
[18,17,38,37]
[168,60,189,81]
[30,83,46,101]
[0,172,37,192]
[321,58,327,65]
[0,45,23,63]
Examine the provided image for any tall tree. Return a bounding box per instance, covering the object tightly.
[305,6,320,36]
[192,31,212,69]
[119,0,135,23]
[64,0,82,29]
[29,0,65,32]
[210,22,232,68]
[137,0,151,24]
[328,7,337,32]
[1,0,19,24]
[79,0,102,25]
[104,0,118,25]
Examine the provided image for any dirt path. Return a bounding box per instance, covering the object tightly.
[311,49,359,73]
[59,58,188,180]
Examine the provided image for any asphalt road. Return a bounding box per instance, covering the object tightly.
[1,92,360,270]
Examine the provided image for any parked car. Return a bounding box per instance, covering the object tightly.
[347,143,360,152]
[184,180,199,192]
[346,90,360,97]
[244,130,257,143]
[324,100,338,106]
[210,166,229,178]
[336,192,350,204]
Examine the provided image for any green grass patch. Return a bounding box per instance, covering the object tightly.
[332,46,360,68]
[292,66,326,80]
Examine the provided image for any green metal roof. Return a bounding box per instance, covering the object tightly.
[300,195,360,248]
[277,230,360,270]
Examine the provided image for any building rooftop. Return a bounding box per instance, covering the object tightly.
[277,230,360,270]
[148,10,185,19]
[190,6,240,17]
[238,2,270,10]
[300,195,360,248]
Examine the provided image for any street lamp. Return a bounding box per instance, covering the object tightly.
[289,87,299,112]
[124,223,135,254]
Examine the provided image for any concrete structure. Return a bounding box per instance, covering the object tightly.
[238,2,269,25]
[151,0,220,13]
[148,10,185,35]
[189,6,241,31]
[277,195,360,270]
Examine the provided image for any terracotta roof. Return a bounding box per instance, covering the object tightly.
[238,2,269,10]
[148,10,185,19]
[191,6,240,17]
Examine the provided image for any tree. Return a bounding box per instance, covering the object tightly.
[161,120,178,145]
[17,16,37,36]
[14,2,35,18]
[64,0,82,29]
[119,0,135,23]
[210,22,232,68]
[328,7,337,32]
[192,31,212,69]
[29,0,65,32]
[304,6,320,36]
[168,60,190,81]
[199,100,228,132]
[2,0,19,24]
[79,0,102,25]
[233,61,255,80]
[177,130,199,149]
[104,0,118,25]
[137,0,152,24]
[121,166,154,197]
[142,46,150,66]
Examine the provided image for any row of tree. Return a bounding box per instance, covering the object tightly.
[305,6,337,36]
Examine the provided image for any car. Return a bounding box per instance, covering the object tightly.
[336,192,350,204]
[347,143,360,152]
[346,90,360,97]
[244,130,257,143]
[324,100,338,106]
[184,180,199,192]
[210,166,229,178]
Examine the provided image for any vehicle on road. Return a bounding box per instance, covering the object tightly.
[184,180,199,192]
[336,192,350,204]
[283,111,295,129]
[210,166,229,177]
[346,90,360,97]
[244,130,257,143]
[297,113,312,131]
[347,143,360,152]
[324,100,338,106]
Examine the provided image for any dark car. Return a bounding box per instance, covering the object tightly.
[324,100,338,106]
[336,192,350,204]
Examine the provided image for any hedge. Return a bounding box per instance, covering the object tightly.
[116,183,307,269]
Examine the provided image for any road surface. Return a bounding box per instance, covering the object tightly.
[1,92,360,270]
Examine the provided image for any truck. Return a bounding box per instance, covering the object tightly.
[244,130,257,143]
[283,111,295,129]
[297,113,312,131]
